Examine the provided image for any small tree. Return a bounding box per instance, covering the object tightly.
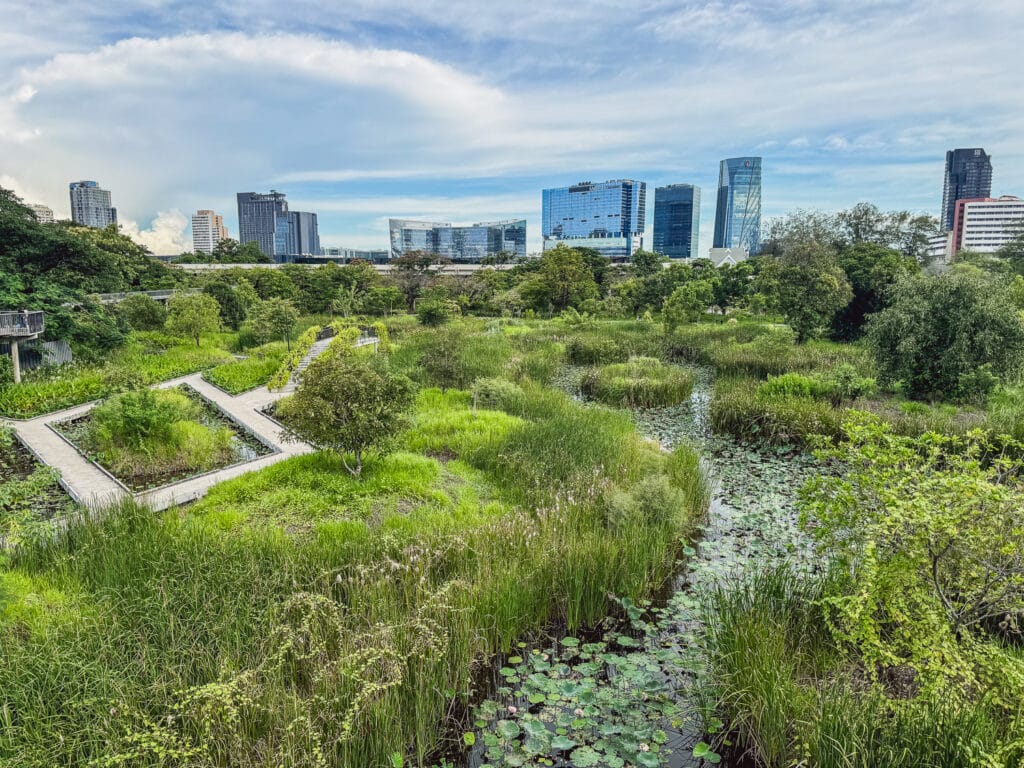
[417,299,455,327]
[277,350,416,476]
[249,297,300,349]
[662,280,714,333]
[165,293,221,346]
[118,293,167,331]
[361,285,405,317]
[418,327,467,391]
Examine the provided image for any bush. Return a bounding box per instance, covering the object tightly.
[471,377,524,410]
[89,389,201,450]
[757,372,830,400]
[416,300,456,327]
[581,357,695,407]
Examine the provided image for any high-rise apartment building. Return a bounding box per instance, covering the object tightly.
[69,181,117,228]
[712,158,761,255]
[191,209,229,254]
[941,148,992,231]
[653,184,700,259]
[388,219,527,262]
[541,180,646,259]
[237,190,288,259]
[951,196,1024,254]
[29,204,54,223]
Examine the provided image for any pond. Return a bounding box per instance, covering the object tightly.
[456,367,820,768]
[0,428,76,526]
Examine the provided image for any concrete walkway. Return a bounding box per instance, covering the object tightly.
[2,373,306,513]
[2,334,380,514]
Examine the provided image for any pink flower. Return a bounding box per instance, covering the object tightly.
[508,706,517,715]
[574,708,585,717]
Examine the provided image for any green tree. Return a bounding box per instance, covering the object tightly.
[165,293,221,346]
[361,285,405,316]
[418,327,468,391]
[712,261,755,313]
[831,242,918,340]
[758,242,853,342]
[631,249,665,277]
[662,280,714,333]
[866,270,1024,400]
[248,298,300,349]
[277,350,415,476]
[211,239,271,264]
[520,245,598,313]
[203,281,247,329]
[416,299,456,327]
[117,293,167,331]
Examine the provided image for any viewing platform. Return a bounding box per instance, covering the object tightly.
[2,311,45,384]
[0,311,44,340]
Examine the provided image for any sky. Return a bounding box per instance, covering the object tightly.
[1,0,1021,257]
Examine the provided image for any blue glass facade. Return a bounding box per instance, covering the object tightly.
[653,184,700,259]
[237,191,288,259]
[712,158,761,254]
[389,219,527,262]
[541,180,646,259]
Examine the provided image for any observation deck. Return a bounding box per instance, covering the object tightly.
[0,311,44,340]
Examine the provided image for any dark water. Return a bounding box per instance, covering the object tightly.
[449,368,818,768]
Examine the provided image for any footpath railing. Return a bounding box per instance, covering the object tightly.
[0,311,44,337]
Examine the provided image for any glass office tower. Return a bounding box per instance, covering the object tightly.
[712,158,761,254]
[388,219,527,262]
[653,184,700,259]
[941,148,992,230]
[541,179,646,259]
[237,190,288,259]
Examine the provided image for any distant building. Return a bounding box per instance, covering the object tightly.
[925,232,953,263]
[29,204,54,223]
[653,184,700,259]
[541,179,646,259]
[237,190,288,259]
[951,196,1024,254]
[275,210,321,257]
[389,218,527,262]
[712,158,761,254]
[191,209,229,254]
[708,247,748,267]
[321,247,390,263]
[69,180,116,228]
[941,148,992,231]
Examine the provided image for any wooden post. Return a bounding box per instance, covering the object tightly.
[11,339,20,384]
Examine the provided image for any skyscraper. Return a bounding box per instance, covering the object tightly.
[388,219,526,262]
[191,209,229,254]
[712,158,761,254]
[69,181,117,228]
[941,148,992,230]
[541,180,646,259]
[237,190,288,259]
[653,184,700,259]
[280,211,321,257]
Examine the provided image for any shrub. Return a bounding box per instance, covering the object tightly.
[416,299,456,327]
[471,377,524,410]
[581,357,695,408]
[89,389,201,449]
[757,373,829,400]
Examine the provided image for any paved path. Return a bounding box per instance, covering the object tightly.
[2,335,380,514]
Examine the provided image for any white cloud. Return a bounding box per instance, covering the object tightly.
[119,209,191,255]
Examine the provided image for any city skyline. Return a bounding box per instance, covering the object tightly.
[2,2,1021,255]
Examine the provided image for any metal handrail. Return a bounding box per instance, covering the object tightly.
[0,311,44,336]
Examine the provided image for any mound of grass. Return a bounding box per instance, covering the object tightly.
[203,342,288,394]
[711,376,843,445]
[68,388,238,487]
[581,356,695,407]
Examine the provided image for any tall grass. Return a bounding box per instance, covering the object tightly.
[701,567,1019,768]
[203,342,288,394]
[0,362,708,767]
[581,357,695,407]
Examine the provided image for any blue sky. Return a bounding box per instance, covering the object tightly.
[1,0,1021,256]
